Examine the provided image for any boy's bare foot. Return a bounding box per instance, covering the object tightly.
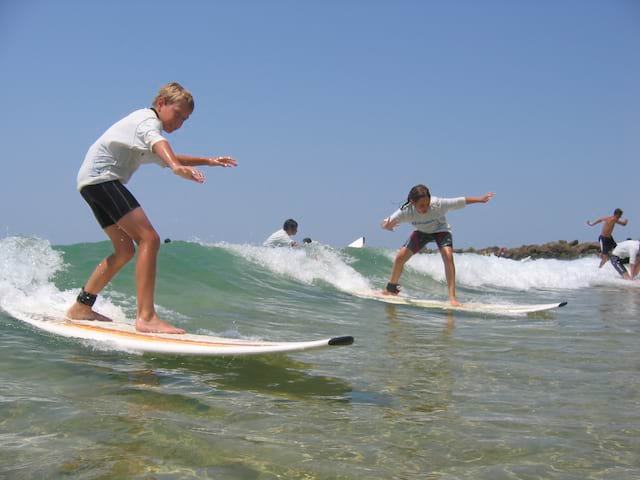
[66,302,113,322]
[381,289,399,296]
[449,298,463,307]
[135,315,185,334]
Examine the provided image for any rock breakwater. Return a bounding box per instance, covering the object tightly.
[425,240,600,260]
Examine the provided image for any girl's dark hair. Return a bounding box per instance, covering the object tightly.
[401,184,430,209]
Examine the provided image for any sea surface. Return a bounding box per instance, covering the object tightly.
[1,235,639,479]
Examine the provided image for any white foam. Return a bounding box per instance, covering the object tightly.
[0,236,129,322]
[215,241,639,294]
[396,252,637,291]
[215,242,373,293]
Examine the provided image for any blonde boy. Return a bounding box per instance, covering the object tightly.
[67,82,237,333]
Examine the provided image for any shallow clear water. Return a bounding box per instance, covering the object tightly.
[1,236,639,479]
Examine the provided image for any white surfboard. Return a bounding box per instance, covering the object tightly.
[356,291,567,316]
[347,236,365,248]
[13,313,354,356]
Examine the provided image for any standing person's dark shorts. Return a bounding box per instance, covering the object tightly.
[598,234,617,255]
[404,231,453,253]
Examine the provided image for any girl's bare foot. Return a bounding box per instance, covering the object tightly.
[449,298,463,307]
[66,302,113,322]
[135,315,185,334]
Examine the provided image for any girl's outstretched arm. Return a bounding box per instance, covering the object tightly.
[465,192,495,205]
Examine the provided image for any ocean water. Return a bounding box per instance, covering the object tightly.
[1,235,639,479]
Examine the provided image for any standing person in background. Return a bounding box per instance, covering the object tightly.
[67,82,237,333]
[263,219,299,247]
[381,184,494,306]
[587,208,628,268]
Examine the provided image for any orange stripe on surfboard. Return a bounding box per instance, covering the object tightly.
[63,321,269,348]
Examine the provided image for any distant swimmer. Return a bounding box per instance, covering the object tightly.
[263,219,299,247]
[66,82,237,334]
[303,237,313,244]
[587,208,628,268]
[381,184,495,306]
[609,239,640,280]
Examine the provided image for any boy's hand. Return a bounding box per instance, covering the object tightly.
[173,165,204,183]
[209,156,237,167]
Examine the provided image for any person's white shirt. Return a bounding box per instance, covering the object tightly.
[611,239,640,265]
[387,196,466,234]
[263,229,294,247]
[77,108,167,190]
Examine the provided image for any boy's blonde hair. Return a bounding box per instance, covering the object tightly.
[153,82,194,111]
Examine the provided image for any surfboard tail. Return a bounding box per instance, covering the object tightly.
[328,335,354,346]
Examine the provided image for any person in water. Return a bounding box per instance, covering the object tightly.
[67,82,237,334]
[381,184,495,306]
[263,219,299,247]
[608,239,640,280]
[587,208,628,268]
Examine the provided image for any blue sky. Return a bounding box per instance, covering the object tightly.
[1,1,638,249]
